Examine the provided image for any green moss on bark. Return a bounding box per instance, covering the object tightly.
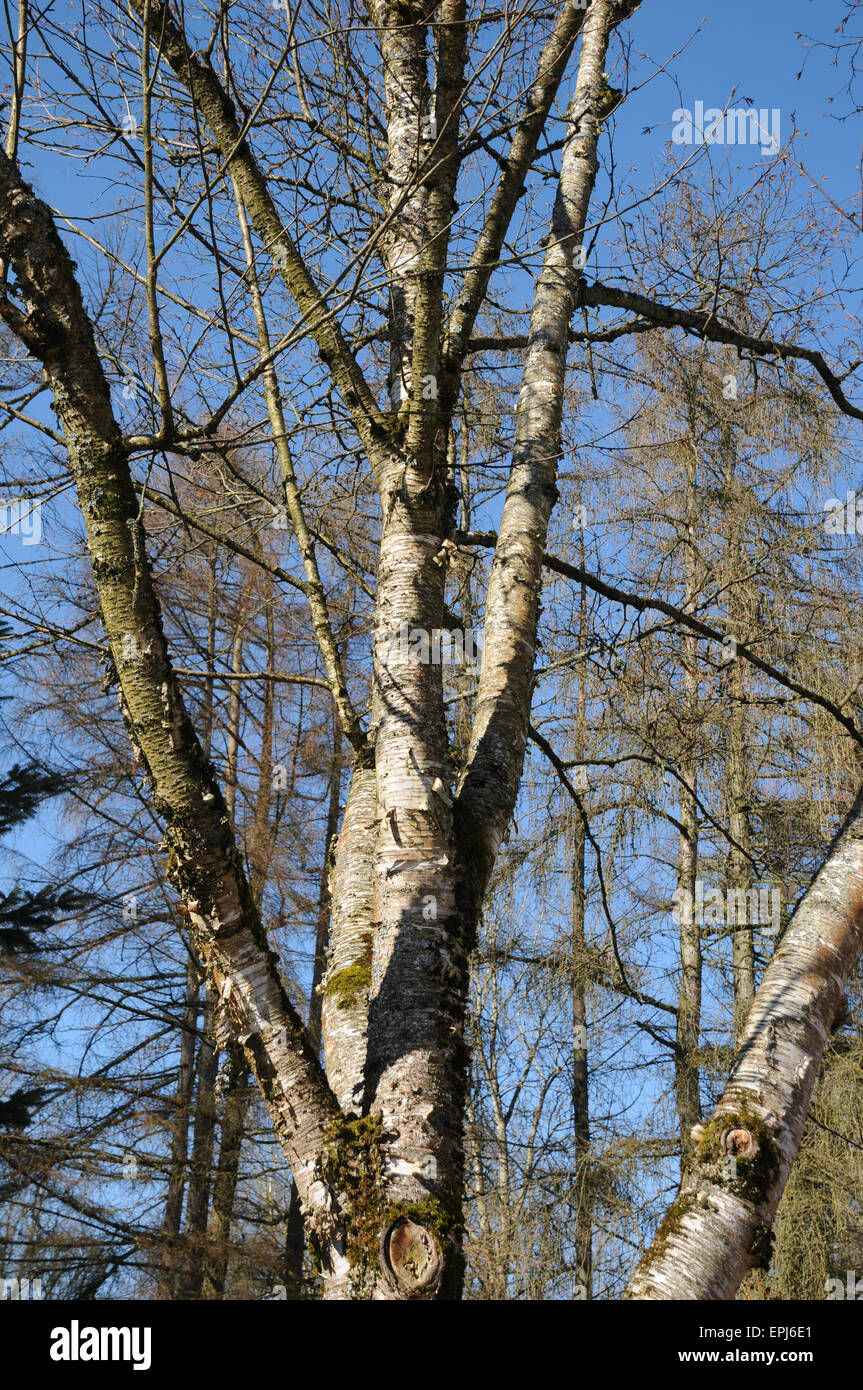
[315,1115,461,1299]
[623,1189,710,1294]
[625,1105,781,1293]
[383,1189,464,1299]
[318,1113,386,1295]
[326,956,372,1012]
[693,1105,780,1204]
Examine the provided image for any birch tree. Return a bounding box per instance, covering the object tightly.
[3,0,863,1301]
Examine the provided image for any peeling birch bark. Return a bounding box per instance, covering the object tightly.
[357,0,622,1294]
[0,0,660,1302]
[331,5,465,1299]
[366,1,433,408]
[365,483,465,1256]
[626,787,863,1300]
[403,1,466,469]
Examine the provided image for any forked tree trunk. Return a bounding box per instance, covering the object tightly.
[0,0,640,1302]
[5,0,861,1305]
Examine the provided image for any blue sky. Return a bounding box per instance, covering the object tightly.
[3,0,860,1018]
[623,0,857,201]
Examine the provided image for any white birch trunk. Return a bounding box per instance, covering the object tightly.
[456,0,618,904]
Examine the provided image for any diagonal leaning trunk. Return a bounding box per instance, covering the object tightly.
[625,785,863,1300]
[0,147,348,1276]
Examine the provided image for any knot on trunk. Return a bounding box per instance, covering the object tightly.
[721,1127,758,1159]
[381,1217,444,1298]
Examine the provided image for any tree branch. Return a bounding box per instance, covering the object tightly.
[583,280,863,421]
[126,0,391,474]
[458,530,863,750]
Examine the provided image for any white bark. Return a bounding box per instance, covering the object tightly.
[322,766,377,1113]
[366,1,433,408]
[1,1,658,1302]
